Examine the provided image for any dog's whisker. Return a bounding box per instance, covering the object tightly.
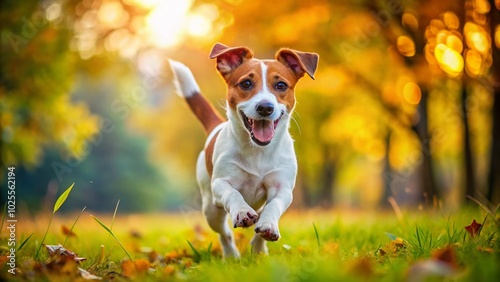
[290,113,301,136]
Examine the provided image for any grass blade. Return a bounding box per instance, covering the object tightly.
[35,214,54,260]
[35,182,75,260]
[92,215,113,235]
[110,199,120,231]
[187,240,201,263]
[54,183,75,213]
[466,195,500,225]
[18,233,34,252]
[107,199,120,247]
[313,222,320,248]
[63,206,86,247]
[92,215,132,260]
[208,242,213,254]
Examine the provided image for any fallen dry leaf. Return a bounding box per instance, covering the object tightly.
[134,259,151,272]
[78,267,102,280]
[42,255,101,280]
[121,260,136,278]
[43,255,79,276]
[165,249,191,263]
[45,244,86,262]
[164,265,175,276]
[121,259,152,278]
[465,219,482,238]
[61,225,77,237]
[321,242,340,255]
[379,237,405,257]
[348,257,374,277]
[147,250,162,263]
[129,229,143,239]
[408,245,461,282]
[165,250,180,262]
[431,245,459,270]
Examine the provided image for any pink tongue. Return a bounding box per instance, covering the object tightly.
[253,120,275,143]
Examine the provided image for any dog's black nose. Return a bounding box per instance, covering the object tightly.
[256,102,274,117]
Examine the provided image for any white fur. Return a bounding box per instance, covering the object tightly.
[198,115,297,257]
[169,60,201,97]
[178,59,297,258]
[204,122,226,149]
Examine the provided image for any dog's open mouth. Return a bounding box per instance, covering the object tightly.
[241,111,283,146]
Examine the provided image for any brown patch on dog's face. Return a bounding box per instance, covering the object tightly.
[264,60,297,113]
[225,60,264,111]
[224,59,298,113]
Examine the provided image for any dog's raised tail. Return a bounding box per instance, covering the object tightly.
[169,60,225,134]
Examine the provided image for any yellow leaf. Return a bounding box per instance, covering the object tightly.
[53,183,74,213]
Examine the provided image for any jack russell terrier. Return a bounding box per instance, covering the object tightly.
[170,43,318,257]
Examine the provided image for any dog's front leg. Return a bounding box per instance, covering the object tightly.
[212,178,259,228]
[254,185,293,242]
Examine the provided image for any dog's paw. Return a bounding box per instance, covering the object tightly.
[232,209,259,228]
[254,222,280,241]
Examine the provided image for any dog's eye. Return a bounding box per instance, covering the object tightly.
[275,81,288,91]
[239,80,252,90]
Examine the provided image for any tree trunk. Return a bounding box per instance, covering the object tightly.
[299,176,313,207]
[318,149,335,208]
[487,92,500,204]
[487,0,500,205]
[461,84,476,203]
[380,131,393,208]
[412,88,440,204]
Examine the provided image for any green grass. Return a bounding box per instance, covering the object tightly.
[0,207,498,281]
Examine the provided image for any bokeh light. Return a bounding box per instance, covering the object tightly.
[397,36,416,57]
[403,82,422,105]
[434,43,464,77]
[145,0,192,48]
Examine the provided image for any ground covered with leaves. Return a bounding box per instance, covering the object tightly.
[1,207,499,281]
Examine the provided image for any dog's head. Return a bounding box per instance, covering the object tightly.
[210,43,319,146]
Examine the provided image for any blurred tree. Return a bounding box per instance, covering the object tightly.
[1,1,180,211]
[487,0,500,205]
[367,0,497,207]
[366,0,459,205]
[457,0,493,204]
[0,1,100,170]
[15,72,173,212]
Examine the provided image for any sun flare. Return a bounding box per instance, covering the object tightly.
[144,0,192,48]
[129,0,216,48]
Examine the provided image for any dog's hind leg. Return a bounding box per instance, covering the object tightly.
[197,152,240,258]
[203,201,240,258]
[250,232,268,254]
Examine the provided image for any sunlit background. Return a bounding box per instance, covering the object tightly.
[1,0,499,213]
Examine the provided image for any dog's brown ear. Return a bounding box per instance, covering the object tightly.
[276,49,319,80]
[209,43,254,76]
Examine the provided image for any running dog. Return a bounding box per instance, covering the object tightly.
[170,43,318,257]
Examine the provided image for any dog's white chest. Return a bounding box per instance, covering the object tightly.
[236,173,267,210]
[212,131,296,209]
